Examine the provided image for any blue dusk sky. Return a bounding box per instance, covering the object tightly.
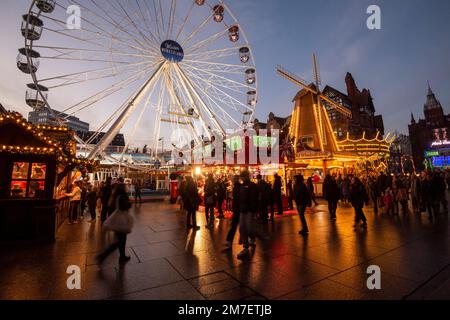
[0,0,449,144]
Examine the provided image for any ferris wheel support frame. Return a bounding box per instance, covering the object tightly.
[88,60,166,159]
[174,63,225,137]
[162,68,202,146]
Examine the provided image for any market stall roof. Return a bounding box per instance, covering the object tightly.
[0,111,97,169]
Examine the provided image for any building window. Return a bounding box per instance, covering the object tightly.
[10,162,47,198]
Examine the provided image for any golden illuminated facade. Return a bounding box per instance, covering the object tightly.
[278,55,392,174]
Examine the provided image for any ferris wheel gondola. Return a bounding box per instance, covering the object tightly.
[19,0,258,163]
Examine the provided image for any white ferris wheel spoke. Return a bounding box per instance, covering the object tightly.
[183,68,254,113]
[184,28,230,54]
[36,59,153,85]
[61,61,162,115]
[89,61,166,158]
[180,13,213,47]
[182,63,251,92]
[184,47,239,62]
[187,78,242,128]
[132,0,161,46]
[175,1,195,42]
[58,1,158,53]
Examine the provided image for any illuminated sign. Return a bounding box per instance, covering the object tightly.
[160,40,184,63]
[425,151,439,157]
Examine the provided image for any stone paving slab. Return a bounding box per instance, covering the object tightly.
[1,194,450,300]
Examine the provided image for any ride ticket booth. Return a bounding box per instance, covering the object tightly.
[0,112,95,241]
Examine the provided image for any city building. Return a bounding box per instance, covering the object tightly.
[0,103,6,113]
[389,133,413,173]
[76,131,126,154]
[253,112,290,138]
[409,83,450,169]
[28,109,89,132]
[321,73,384,140]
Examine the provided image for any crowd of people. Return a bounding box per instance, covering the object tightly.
[63,168,450,262]
[176,169,450,260]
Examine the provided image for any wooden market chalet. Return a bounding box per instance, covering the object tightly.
[0,110,97,241]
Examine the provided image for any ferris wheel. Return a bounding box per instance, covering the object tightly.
[18,0,257,161]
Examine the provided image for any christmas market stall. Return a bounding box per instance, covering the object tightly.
[0,112,96,241]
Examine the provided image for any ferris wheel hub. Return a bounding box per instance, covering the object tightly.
[160,40,184,63]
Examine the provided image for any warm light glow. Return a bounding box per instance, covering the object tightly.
[195,167,202,175]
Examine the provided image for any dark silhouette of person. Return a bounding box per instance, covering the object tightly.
[293,175,312,236]
[273,173,283,215]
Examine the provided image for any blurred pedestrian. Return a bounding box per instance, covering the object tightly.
[182,176,201,230]
[97,182,133,264]
[237,171,258,259]
[293,175,311,236]
[349,177,369,229]
[225,175,241,248]
[100,177,113,223]
[204,174,216,229]
[87,183,98,221]
[323,174,339,221]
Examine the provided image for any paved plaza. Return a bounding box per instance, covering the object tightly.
[1,195,450,300]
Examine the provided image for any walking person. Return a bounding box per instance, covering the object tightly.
[216,177,227,219]
[267,182,275,222]
[134,181,142,204]
[182,176,201,230]
[286,179,294,210]
[237,171,258,259]
[97,182,134,264]
[349,177,369,229]
[421,172,435,221]
[368,176,381,214]
[204,174,216,229]
[79,181,88,218]
[256,174,269,223]
[66,181,82,224]
[225,175,241,248]
[100,177,113,224]
[341,176,350,205]
[410,174,422,214]
[323,174,340,221]
[396,177,409,214]
[273,173,284,215]
[87,183,98,222]
[307,177,319,206]
[293,175,312,236]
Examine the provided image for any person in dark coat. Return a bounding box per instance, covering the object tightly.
[349,177,369,229]
[225,175,241,247]
[256,174,269,223]
[323,174,340,221]
[216,177,227,219]
[421,173,435,220]
[204,174,216,229]
[100,177,113,224]
[267,182,275,221]
[286,179,294,210]
[97,182,132,263]
[293,175,312,236]
[182,176,201,229]
[237,171,258,259]
[87,184,98,221]
[273,173,283,215]
[368,176,381,214]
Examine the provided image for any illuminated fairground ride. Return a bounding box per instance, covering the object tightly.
[277,54,394,176]
[18,0,257,170]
